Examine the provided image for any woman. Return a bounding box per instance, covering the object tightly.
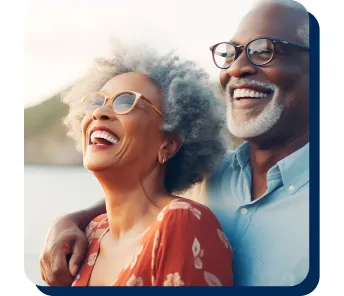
[57,41,232,286]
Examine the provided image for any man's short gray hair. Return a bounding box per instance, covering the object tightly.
[61,40,228,193]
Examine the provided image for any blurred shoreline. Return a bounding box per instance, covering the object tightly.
[25,165,103,285]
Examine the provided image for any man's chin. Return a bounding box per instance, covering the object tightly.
[227,118,265,140]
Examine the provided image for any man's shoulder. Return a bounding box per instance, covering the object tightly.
[209,150,239,180]
[210,141,250,179]
[181,145,247,204]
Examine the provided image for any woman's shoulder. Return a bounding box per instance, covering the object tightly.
[86,213,108,229]
[157,197,220,226]
[91,213,108,223]
[85,214,109,243]
[150,197,231,254]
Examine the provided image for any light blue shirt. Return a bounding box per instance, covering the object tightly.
[206,142,309,286]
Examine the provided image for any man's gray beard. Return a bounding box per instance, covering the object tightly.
[225,86,284,139]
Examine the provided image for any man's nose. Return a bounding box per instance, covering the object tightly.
[226,51,257,78]
[220,51,258,88]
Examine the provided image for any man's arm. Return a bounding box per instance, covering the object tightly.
[67,199,106,231]
[40,199,106,286]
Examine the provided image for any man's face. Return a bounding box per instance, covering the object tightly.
[220,4,309,142]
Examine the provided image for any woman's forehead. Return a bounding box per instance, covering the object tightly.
[101,72,156,94]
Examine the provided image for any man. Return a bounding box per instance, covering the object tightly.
[40,0,310,286]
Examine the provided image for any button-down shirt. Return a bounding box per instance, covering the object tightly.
[187,142,309,286]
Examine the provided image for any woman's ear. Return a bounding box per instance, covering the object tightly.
[158,132,182,164]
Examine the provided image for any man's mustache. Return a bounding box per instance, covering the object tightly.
[226,78,277,93]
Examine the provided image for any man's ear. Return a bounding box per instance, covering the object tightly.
[158,132,182,164]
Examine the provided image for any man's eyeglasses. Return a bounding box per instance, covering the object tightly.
[209,37,309,69]
[81,91,164,117]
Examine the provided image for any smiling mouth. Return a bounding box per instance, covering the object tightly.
[89,130,120,146]
[232,88,273,100]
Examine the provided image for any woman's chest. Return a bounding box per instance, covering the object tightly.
[88,234,141,286]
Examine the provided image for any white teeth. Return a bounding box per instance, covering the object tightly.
[232,88,270,99]
[90,130,119,145]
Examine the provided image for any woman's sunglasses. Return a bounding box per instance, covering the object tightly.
[81,91,164,117]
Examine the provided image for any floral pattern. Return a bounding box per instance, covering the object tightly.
[130,245,143,269]
[169,200,202,220]
[157,205,169,222]
[204,271,222,286]
[71,274,80,286]
[151,230,160,269]
[85,221,98,240]
[157,212,164,222]
[192,237,204,269]
[163,273,185,286]
[97,217,108,227]
[87,252,97,266]
[126,274,143,286]
[71,199,233,287]
[217,229,230,249]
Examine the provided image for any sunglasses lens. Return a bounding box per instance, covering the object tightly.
[84,93,106,113]
[213,43,236,69]
[113,92,136,114]
[247,39,274,65]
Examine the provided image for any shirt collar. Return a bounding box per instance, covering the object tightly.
[277,142,309,192]
[234,141,309,191]
[234,141,250,167]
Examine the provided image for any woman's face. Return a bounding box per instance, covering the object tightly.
[82,72,165,175]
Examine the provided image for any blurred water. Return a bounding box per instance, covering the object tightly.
[24,165,103,286]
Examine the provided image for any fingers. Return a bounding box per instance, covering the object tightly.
[40,261,47,284]
[40,249,51,284]
[46,249,74,286]
[39,218,89,286]
[40,248,73,286]
[68,235,88,276]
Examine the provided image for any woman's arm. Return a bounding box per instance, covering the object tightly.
[40,199,106,286]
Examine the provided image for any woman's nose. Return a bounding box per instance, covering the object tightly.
[91,104,117,121]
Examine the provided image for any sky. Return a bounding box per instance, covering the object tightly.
[24,0,309,107]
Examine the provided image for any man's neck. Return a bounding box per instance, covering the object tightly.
[249,129,309,174]
[248,129,309,200]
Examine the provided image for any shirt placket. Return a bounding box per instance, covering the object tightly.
[232,168,282,252]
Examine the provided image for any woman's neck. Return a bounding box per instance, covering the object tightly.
[93,168,167,240]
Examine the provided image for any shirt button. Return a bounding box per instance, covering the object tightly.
[288,185,295,192]
[240,208,248,215]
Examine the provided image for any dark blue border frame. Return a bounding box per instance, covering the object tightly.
[36,13,320,296]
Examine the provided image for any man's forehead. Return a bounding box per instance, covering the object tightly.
[230,3,303,44]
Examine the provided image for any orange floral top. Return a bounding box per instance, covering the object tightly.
[72,198,233,286]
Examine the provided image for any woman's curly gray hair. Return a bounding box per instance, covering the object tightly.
[62,41,228,193]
